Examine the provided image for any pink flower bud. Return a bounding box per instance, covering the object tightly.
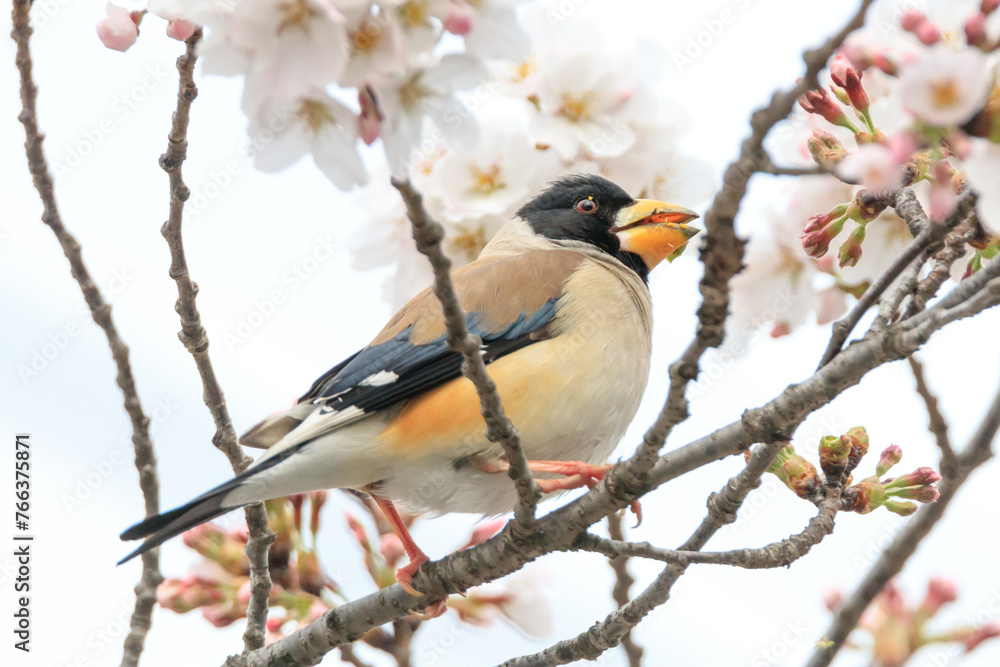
[892,467,942,487]
[345,512,370,551]
[309,490,327,535]
[799,89,849,127]
[97,3,139,52]
[823,589,842,611]
[876,445,902,476]
[307,600,329,622]
[964,621,1000,651]
[829,54,869,111]
[983,0,1000,15]
[769,321,791,338]
[266,616,286,633]
[921,578,958,614]
[462,518,506,550]
[182,523,224,557]
[166,19,197,42]
[379,533,406,566]
[965,13,989,47]
[802,215,846,258]
[915,21,941,45]
[202,604,243,628]
[838,225,866,268]
[807,131,847,168]
[444,1,475,35]
[900,10,926,31]
[357,87,383,146]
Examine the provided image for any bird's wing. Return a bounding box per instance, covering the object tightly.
[240,249,585,450]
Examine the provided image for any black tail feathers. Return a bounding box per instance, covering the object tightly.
[117,486,236,565]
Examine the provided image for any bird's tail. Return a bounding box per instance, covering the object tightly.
[118,451,293,564]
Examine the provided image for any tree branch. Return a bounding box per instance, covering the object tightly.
[228,235,999,667]
[818,189,967,368]
[576,486,841,569]
[606,512,643,667]
[907,355,955,469]
[10,3,163,665]
[390,177,541,537]
[621,0,877,486]
[158,34,275,654]
[804,380,1000,667]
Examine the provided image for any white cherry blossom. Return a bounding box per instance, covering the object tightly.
[250,91,368,191]
[964,138,1000,235]
[898,46,992,127]
[339,3,406,88]
[375,54,487,176]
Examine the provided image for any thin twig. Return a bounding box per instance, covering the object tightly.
[621,0,877,486]
[158,34,275,654]
[907,355,955,469]
[390,178,541,537]
[606,512,643,667]
[577,486,841,569]
[10,3,163,665]
[804,381,1000,667]
[902,219,978,319]
[500,436,804,667]
[818,189,968,368]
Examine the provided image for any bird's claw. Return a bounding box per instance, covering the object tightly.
[411,597,448,620]
[396,557,428,597]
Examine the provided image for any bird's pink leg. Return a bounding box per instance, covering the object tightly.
[371,495,447,617]
[470,458,642,525]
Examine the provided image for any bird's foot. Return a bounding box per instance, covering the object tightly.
[527,460,613,486]
[469,457,642,524]
[395,555,429,597]
[396,556,448,618]
[527,461,642,526]
[411,597,449,620]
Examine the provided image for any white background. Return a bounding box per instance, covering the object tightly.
[1,0,999,666]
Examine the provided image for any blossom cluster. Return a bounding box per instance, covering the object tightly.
[732,0,1000,339]
[156,492,550,645]
[826,578,1000,666]
[348,11,713,306]
[759,426,942,516]
[96,2,712,307]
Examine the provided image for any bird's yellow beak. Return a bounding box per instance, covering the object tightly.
[611,199,701,270]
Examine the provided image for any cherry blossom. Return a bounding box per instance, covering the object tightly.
[898,46,991,127]
[963,138,1000,235]
[835,143,902,190]
[530,51,640,160]
[339,3,406,88]
[375,55,487,176]
[460,0,532,61]
[250,92,368,191]
[96,3,139,52]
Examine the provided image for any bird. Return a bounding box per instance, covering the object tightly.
[120,173,699,601]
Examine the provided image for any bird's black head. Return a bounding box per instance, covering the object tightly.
[516,174,701,283]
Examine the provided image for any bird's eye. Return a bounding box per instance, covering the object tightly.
[575,198,598,214]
